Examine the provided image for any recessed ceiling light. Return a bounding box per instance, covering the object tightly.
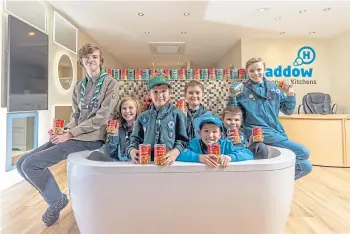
[145,31,150,34]
[181,31,187,34]
[275,17,281,20]
[299,9,307,13]
[279,32,285,35]
[257,8,269,12]
[28,32,35,36]
[309,32,316,35]
[138,13,144,16]
[323,7,331,11]
[184,13,190,16]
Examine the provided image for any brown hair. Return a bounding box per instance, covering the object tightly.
[118,96,143,123]
[78,44,104,67]
[222,106,243,120]
[184,80,204,94]
[245,57,266,71]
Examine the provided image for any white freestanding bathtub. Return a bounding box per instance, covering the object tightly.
[67,146,295,234]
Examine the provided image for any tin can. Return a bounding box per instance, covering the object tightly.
[208,143,221,163]
[135,69,142,80]
[224,68,231,80]
[238,68,246,80]
[53,119,64,135]
[141,69,150,80]
[170,69,178,80]
[163,69,170,79]
[121,69,128,80]
[139,144,151,164]
[216,69,223,80]
[149,69,156,78]
[176,99,187,112]
[252,127,264,143]
[227,129,241,144]
[186,69,193,80]
[193,69,201,80]
[201,69,208,80]
[276,80,290,91]
[112,69,120,80]
[231,69,238,80]
[154,144,166,165]
[107,120,119,134]
[209,68,216,80]
[127,69,135,80]
[106,68,113,76]
[179,69,186,80]
[229,82,243,96]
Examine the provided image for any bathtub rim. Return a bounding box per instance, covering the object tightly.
[67,146,296,174]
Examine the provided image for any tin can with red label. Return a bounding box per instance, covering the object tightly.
[224,68,231,80]
[149,69,156,78]
[139,144,151,164]
[53,119,64,135]
[252,127,264,143]
[238,68,246,80]
[154,144,166,165]
[208,143,221,163]
[135,69,142,80]
[193,69,201,80]
[176,99,187,112]
[163,69,170,79]
[121,69,128,80]
[209,68,216,80]
[227,129,241,144]
[107,120,119,134]
[106,68,113,76]
[179,69,186,80]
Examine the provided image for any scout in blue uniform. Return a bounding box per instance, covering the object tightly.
[127,76,189,166]
[227,57,312,180]
[183,80,213,139]
[177,116,254,168]
[221,106,269,159]
[87,97,143,162]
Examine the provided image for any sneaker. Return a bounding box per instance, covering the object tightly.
[42,193,69,227]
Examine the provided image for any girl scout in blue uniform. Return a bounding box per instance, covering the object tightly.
[228,57,312,180]
[127,76,189,166]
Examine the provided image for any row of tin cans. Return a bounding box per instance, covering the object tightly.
[139,144,167,165]
[105,68,248,81]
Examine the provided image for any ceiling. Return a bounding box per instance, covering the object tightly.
[49,0,350,69]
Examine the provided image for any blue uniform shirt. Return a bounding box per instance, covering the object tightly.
[228,78,296,144]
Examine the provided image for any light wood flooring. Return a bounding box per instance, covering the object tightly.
[1,162,350,234]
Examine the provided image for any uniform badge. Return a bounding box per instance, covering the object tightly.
[168,121,175,129]
[249,94,254,99]
[270,89,275,92]
[143,127,147,132]
[112,93,116,99]
[169,132,173,138]
[93,102,99,108]
[141,115,149,125]
[276,89,281,94]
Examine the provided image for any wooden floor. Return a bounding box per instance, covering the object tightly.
[1,162,350,234]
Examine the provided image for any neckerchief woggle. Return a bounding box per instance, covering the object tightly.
[80,68,107,109]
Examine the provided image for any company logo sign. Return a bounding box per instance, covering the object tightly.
[265,46,316,78]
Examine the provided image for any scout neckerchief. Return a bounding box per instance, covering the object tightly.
[186,104,207,139]
[80,68,108,109]
[148,103,176,144]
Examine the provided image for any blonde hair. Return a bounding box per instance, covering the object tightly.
[245,57,266,71]
[184,80,204,94]
[78,44,104,67]
[221,106,243,120]
[118,96,143,124]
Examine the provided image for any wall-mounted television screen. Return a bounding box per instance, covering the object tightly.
[7,15,48,112]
